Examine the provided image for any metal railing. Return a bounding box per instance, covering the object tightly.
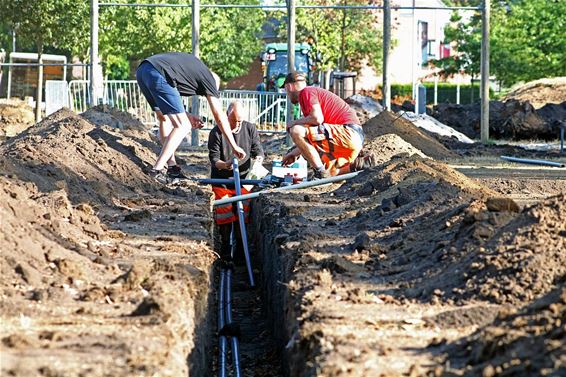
[65,80,289,132]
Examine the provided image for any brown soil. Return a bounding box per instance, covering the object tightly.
[252,152,565,376]
[2,101,565,376]
[363,133,428,164]
[504,77,566,109]
[362,110,457,159]
[0,108,160,206]
[82,104,152,133]
[432,100,564,141]
[0,99,35,139]
[437,285,566,376]
[0,108,216,376]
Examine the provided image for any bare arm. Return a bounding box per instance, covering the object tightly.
[207,95,246,159]
[186,112,204,129]
[287,103,324,129]
[282,147,301,166]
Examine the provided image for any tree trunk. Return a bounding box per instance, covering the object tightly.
[340,1,347,71]
[35,42,43,122]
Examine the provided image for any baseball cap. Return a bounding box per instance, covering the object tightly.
[280,72,306,88]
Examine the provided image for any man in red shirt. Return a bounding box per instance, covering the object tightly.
[281,72,374,178]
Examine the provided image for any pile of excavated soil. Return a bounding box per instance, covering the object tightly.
[437,285,566,376]
[362,110,456,159]
[82,104,152,134]
[0,99,35,139]
[402,193,566,305]
[0,107,216,376]
[341,156,491,198]
[363,133,428,164]
[504,77,566,109]
[0,108,160,206]
[252,154,565,376]
[0,176,107,292]
[433,99,563,140]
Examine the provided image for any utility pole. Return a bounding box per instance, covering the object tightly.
[192,0,200,58]
[287,0,296,75]
[191,0,201,146]
[286,0,296,146]
[411,0,416,100]
[480,0,490,143]
[7,29,16,99]
[382,0,391,110]
[90,0,103,107]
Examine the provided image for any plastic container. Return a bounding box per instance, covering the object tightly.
[272,158,308,180]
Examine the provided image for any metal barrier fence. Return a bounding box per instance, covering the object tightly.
[65,80,289,132]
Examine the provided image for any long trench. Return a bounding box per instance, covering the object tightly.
[209,221,284,377]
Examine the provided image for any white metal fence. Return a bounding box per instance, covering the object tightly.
[60,80,289,132]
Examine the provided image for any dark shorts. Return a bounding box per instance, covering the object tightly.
[136,61,185,115]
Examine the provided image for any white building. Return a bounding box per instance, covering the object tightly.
[389,0,452,84]
[356,0,455,91]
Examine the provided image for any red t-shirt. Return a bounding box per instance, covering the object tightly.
[298,86,360,125]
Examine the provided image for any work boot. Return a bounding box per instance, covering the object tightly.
[312,166,331,180]
[167,165,188,180]
[148,168,169,184]
[351,151,378,171]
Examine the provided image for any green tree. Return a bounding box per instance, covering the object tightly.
[99,0,265,81]
[433,0,566,87]
[0,0,88,121]
[280,0,383,73]
[1,0,265,85]
[200,1,265,80]
[491,0,566,86]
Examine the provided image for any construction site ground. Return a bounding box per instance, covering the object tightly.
[0,105,564,377]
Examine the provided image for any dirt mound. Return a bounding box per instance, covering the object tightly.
[82,104,151,133]
[438,285,566,376]
[0,172,214,375]
[0,107,160,206]
[362,110,456,159]
[407,194,566,305]
[342,156,491,198]
[253,148,565,375]
[504,77,566,109]
[253,156,499,376]
[363,134,428,165]
[345,159,564,307]
[0,99,35,139]
[0,106,215,375]
[0,176,107,293]
[433,99,562,140]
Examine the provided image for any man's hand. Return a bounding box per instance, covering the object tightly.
[282,152,299,166]
[155,110,166,122]
[215,160,233,170]
[232,145,246,160]
[187,113,204,129]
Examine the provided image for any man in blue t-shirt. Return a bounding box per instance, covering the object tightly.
[136,52,245,183]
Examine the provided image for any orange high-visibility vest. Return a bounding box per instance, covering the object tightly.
[212,186,251,225]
